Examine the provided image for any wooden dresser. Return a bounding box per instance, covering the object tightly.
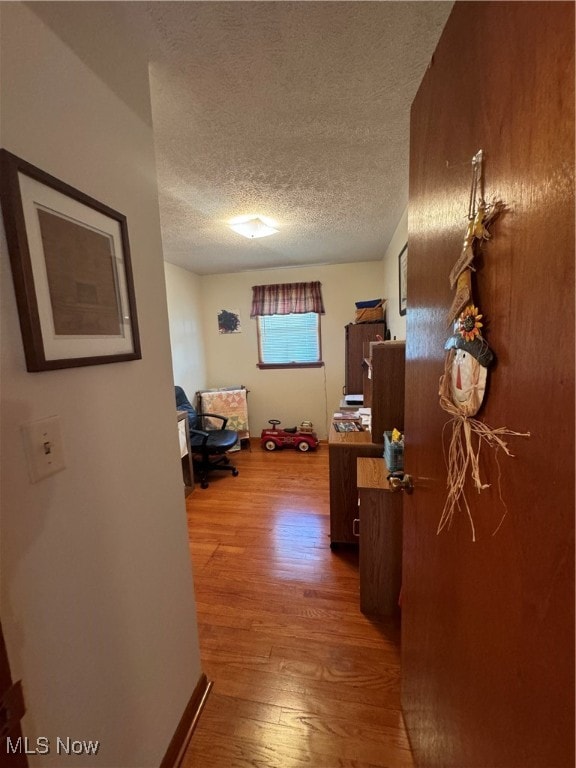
[328,426,382,546]
[329,338,406,547]
[357,457,403,616]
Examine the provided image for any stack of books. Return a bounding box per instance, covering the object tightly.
[332,411,363,432]
[357,407,372,430]
[333,420,363,432]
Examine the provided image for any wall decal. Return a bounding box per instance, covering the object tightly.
[438,151,529,540]
[218,308,242,334]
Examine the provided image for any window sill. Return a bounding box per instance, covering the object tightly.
[257,362,325,370]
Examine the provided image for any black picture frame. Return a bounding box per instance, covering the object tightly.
[0,149,141,371]
[398,242,407,316]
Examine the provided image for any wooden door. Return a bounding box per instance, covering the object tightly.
[401,3,574,767]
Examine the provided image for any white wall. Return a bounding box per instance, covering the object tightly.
[382,206,408,340]
[164,262,208,398]
[199,262,385,439]
[0,5,202,766]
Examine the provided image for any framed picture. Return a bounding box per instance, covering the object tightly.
[0,150,141,371]
[398,242,408,316]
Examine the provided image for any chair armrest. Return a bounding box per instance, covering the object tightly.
[189,426,210,445]
[198,413,229,429]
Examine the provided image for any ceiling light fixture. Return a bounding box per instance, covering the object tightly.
[229,215,279,239]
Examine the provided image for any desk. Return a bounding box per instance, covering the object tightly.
[357,457,402,616]
[177,411,194,496]
[328,424,382,546]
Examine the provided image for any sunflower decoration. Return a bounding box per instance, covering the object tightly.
[458,305,483,342]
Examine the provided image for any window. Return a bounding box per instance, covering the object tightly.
[250,281,325,369]
[256,312,322,369]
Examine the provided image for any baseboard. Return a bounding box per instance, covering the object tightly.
[159,673,213,768]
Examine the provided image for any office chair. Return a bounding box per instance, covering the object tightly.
[175,386,239,489]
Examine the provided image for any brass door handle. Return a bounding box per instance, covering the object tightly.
[388,474,414,494]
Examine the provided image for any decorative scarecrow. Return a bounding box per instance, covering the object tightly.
[438,151,529,540]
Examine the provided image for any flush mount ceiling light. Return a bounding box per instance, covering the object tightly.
[229,215,279,239]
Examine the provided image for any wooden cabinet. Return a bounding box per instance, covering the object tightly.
[363,341,405,440]
[177,410,194,496]
[328,426,381,546]
[329,337,404,547]
[357,458,403,617]
[344,322,385,396]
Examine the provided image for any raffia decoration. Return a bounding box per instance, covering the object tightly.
[438,356,530,541]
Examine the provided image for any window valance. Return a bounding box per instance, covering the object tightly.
[250,281,325,317]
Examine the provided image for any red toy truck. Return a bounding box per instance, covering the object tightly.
[260,420,319,452]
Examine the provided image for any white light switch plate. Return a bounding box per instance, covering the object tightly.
[21,415,66,483]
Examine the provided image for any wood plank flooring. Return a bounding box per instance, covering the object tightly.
[181,440,413,768]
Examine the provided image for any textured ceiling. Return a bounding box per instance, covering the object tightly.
[141,2,453,275]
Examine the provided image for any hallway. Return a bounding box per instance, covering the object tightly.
[182,441,413,767]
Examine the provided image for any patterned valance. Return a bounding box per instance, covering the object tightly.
[250,281,325,317]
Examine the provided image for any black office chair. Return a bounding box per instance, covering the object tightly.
[175,386,239,489]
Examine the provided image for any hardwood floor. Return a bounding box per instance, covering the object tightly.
[181,440,413,768]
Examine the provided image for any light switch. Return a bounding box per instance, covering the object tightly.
[21,415,66,483]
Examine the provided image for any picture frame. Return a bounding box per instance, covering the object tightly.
[0,149,141,371]
[398,242,408,316]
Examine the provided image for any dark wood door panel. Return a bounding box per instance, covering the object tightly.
[402,3,574,767]
[345,322,385,396]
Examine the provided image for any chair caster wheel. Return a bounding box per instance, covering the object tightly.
[232,469,239,477]
[201,480,209,489]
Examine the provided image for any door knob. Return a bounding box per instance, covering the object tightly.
[388,474,414,494]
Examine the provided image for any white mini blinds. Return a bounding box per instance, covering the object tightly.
[251,282,324,369]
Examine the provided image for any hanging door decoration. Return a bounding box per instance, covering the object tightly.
[438,150,529,541]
